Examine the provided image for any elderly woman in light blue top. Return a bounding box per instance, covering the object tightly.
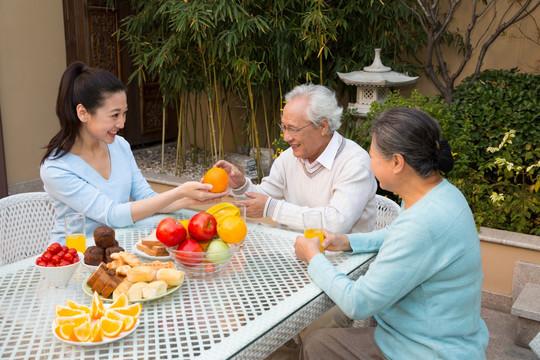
[40,62,227,244]
[295,107,489,359]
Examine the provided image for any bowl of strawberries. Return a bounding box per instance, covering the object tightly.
[35,243,82,288]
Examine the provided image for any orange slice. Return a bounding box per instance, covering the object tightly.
[89,321,103,342]
[55,313,91,327]
[101,317,124,338]
[66,300,91,314]
[54,323,76,341]
[55,305,85,317]
[109,293,129,310]
[111,303,142,318]
[91,291,105,319]
[105,310,136,332]
[72,321,92,342]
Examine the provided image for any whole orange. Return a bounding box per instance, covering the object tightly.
[217,215,247,244]
[203,167,229,193]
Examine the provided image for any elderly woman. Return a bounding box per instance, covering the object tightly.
[295,107,489,359]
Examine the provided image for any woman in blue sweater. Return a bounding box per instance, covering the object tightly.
[40,62,227,243]
[295,107,489,359]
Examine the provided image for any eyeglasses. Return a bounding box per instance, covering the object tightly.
[278,122,313,134]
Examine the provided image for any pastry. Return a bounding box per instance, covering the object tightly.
[143,261,175,271]
[112,279,133,300]
[115,265,131,277]
[86,263,123,298]
[84,246,104,266]
[93,225,116,248]
[142,280,168,299]
[157,268,185,287]
[119,251,143,267]
[127,282,147,301]
[126,266,156,283]
[136,242,169,257]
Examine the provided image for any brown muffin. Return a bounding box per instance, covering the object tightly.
[94,226,116,248]
[84,246,105,266]
[105,246,125,263]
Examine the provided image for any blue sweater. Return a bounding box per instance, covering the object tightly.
[40,136,157,243]
[308,179,489,359]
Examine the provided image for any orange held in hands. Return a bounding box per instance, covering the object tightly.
[202,167,228,193]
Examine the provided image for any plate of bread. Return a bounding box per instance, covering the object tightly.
[133,230,170,260]
[82,251,185,303]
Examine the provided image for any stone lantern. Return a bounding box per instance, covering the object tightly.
[337,49,418,117]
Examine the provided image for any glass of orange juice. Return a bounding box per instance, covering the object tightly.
[302,210,325,252]
[65,213,86,253]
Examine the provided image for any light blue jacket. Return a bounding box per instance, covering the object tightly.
[308,179,489,359]
[40,136,157,243]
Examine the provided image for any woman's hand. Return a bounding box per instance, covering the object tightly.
[321,230,352,252]
[177,181,229,201]
[214,160,246,189]
[295,235,321,262]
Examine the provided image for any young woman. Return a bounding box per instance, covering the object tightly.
[41,61,227,243]
[294,107,489,359]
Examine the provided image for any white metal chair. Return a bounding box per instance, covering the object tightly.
[375,194,401,230]
[351,194,401,328]
[0,192,56,265]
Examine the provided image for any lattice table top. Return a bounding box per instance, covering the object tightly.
[0,210,374,360]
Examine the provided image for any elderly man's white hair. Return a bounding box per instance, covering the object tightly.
[284,83,342,132]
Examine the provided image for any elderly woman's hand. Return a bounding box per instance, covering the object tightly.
[321,230,352,252]
[294,235,321,262]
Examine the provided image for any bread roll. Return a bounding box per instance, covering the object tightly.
[157,268,185,287]
[127,282,147,301]
[127,266,156,283]
[142,280,168,299]
[113,279,133,300]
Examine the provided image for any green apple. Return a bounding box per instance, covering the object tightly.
[205,239,230,264]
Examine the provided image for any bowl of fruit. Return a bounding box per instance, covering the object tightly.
[35,243,83,288]
[156,205,247,278]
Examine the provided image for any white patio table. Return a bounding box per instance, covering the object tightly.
[0,210,375,360]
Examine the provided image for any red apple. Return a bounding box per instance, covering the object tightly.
[188,212,217,242]
[156,217,187,247]
[175,238,204,265]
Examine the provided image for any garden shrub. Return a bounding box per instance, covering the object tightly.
[450,69,539,235]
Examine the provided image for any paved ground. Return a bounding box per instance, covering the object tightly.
[483,307,538,359]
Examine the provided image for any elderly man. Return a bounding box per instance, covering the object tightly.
[215,83,377,234]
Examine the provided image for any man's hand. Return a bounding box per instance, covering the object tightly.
[214,160,247,189]
[235,192,268,218]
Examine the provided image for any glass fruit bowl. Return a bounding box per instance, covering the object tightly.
[166,240,242,279]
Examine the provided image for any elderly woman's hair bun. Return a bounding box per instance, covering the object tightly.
[435,140,454,174]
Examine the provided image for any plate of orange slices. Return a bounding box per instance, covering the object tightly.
[52,292,141,346]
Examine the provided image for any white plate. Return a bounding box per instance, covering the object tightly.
[52,310,139,346]
[132,240,171,261]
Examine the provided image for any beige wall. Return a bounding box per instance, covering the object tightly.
[413,2,540,95]
[1,1,539,187]
[0,0,65,185]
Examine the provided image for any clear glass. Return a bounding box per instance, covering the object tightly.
[302,210,325,252]
[65,213,86,253]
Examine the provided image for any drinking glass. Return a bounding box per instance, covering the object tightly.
[302,210,325,252]
[236,203,247,248]
[65,213,86,253]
